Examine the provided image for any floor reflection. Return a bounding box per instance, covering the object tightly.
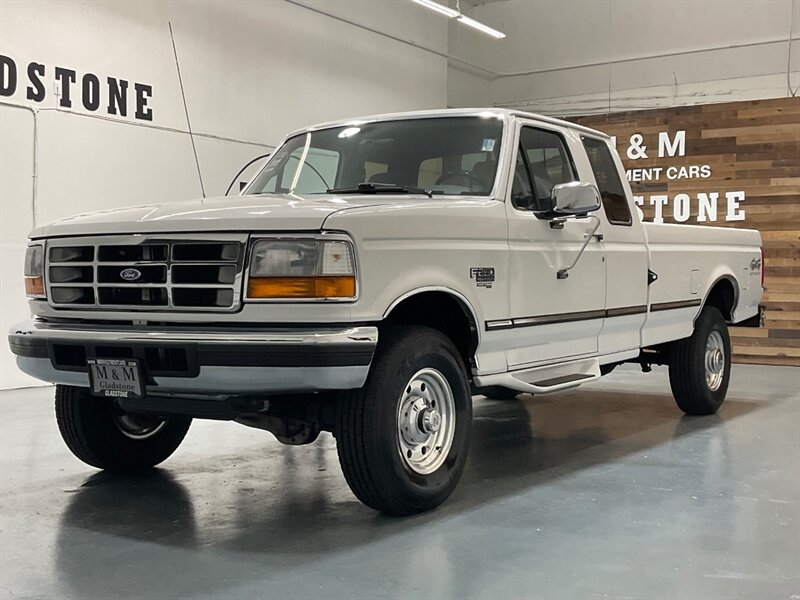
[54,389,754,560]
[0,367,785,599]
[55,470,199,598]
[58,469,197,545]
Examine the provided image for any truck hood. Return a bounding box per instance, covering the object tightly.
[29,194,396,238]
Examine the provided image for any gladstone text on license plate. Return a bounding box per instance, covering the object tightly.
[87,358,144,399]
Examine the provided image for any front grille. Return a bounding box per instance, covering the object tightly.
[45,234,247,312]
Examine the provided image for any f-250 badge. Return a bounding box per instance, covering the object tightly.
[470,267,495,288]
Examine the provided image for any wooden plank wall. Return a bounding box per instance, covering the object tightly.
[571,98,800,366]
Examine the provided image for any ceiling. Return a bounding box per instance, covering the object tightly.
[456,0,509,7]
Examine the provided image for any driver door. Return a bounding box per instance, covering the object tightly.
[503,123,607,368]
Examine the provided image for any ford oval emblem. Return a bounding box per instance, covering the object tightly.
[120,268,142,282]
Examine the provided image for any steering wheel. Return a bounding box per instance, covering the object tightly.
[435,170,483,190]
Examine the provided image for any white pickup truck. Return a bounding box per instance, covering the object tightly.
[9,109,764,515]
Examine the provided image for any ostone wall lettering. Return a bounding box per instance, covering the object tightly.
[0,54,153,121]
[610,129,745,223]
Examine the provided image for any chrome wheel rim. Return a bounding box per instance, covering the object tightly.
[114,412,166,440]
[705,330,726,392]
[397,368,456,475]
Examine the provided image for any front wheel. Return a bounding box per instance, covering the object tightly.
[55,385,192,471]
[668,306,731,415]
[336,326,472,515]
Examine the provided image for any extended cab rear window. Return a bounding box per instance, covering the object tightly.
[581,136,632,226]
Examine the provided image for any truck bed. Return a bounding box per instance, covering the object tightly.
[642,222,762,347]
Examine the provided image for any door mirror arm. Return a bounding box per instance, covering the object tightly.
[556,215,602,280]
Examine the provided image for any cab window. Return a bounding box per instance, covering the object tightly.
[581,136,632,225]
[513,127,577,211]
[256,137,333,194]
[248,117,503,197]
[511,151,534,209]
[364,160,388,182]
[291,148,340,194]
[417,151,497,191]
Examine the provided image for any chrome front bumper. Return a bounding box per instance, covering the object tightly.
[9,319,378,394]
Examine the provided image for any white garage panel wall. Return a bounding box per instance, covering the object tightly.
[447,67,492,109]
[447,0,799,114]
[0,0,447,389]
[0,106,36,388]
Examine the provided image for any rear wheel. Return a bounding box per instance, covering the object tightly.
[668,306,731,415]
[55,385,191,471]
[336,326,472,515]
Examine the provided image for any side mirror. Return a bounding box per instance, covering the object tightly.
[535,182,601,219]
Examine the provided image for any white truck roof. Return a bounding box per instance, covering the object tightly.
[287,108,611,140]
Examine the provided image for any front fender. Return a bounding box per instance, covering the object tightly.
[325,199,511,327]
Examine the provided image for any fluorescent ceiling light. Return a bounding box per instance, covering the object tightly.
[457,14,506,39]
[411,0,459,18]
[410,0,506,39]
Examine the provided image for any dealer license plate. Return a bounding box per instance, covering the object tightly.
[87,358,144,399]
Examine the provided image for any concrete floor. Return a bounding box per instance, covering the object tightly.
[0,364,797,600]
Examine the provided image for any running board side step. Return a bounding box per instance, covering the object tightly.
[474,357,601,395]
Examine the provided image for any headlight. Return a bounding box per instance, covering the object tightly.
[24,244,45,298]
[246,238,356,300]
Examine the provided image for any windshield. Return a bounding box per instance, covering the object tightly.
[246,116,504,197]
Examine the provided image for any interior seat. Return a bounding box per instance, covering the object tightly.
[471,160,497,190]
[368,171,393,184]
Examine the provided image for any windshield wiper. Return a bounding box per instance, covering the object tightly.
[326,182,433,198]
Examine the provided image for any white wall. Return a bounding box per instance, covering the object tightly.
[0,0,448,389]
[447,0,800,114]
[447,66,492,108]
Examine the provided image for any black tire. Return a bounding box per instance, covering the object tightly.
[668,306,731,415]
[55,385,192,471]
[336,326,472,515]
[476,385,519,401]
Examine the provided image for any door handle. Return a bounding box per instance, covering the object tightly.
[584,232,604,241]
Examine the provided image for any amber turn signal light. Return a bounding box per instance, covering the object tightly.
[247,276,356,299]
[25,276,45,298]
